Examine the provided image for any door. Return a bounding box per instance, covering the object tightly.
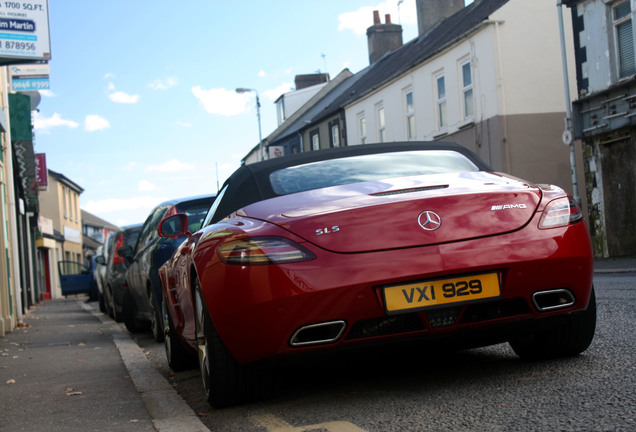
[600,138,636,256]
[58,260,93,296]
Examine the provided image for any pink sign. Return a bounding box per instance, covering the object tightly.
[35,153,47,188]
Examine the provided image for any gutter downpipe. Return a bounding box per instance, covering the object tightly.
[493,20,512,174]
[557,0,581,206]
[1,66,23,324]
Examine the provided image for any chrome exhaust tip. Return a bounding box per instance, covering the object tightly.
[532,289,576,312]
[289,320,346,347]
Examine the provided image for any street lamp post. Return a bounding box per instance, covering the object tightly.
[235,87,264,162]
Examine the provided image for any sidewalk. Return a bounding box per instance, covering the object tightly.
[0,298,208,432]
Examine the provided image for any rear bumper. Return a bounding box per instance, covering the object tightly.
[202,221,593,364]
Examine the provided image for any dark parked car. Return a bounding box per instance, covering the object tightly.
[95,223,142,321]
[118,195,215,341]
[157,142,595,407]
[94,233,116,313]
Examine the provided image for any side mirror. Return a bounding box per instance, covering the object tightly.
[117,245,134,261]
[158,213,190,238]
[95,255,106,265]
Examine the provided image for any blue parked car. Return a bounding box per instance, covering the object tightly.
[118,194,215,341]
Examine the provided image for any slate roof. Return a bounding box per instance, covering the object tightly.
[48,169,84,194]
[81,209,119,231]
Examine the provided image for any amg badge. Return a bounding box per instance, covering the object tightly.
[491,204,528,211]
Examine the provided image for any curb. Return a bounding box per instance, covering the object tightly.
[80,301,210,432]
[594,268,636,274]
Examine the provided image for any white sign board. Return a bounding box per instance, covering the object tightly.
[0,0,51,65]
[269,146,285,159]
[10,61,49,91]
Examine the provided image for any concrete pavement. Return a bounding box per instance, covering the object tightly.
[0,298,208,432]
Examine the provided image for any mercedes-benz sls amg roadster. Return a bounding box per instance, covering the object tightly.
[157,142,595,407]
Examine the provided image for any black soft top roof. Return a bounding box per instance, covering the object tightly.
[212,141,490,223]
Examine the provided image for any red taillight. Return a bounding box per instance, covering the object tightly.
[112,233,124,265]
[539,197,583,229]
[217,237,316,266]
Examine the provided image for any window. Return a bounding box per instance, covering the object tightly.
[63,187,68,219]
[461,60,474,119]
[358,113,367,144]
[436,73,447,129]
[377,104,386,142]
[330,120,340,147]
[311,130,320,151]
[405,89,416,140]
[614,1,636,78]
[137,206,168,251]
[269,150,481,195]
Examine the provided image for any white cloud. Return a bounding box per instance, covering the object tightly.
[263,83,293,101]
[258,70,266,77]
[33,112,79,130]
[145,159,195,173]
[109,91,140,104]
[107,82,116,91]
[122,161,138,172]
[192,86,250,116]
[104,73,116,80]
[138,180,157,191]
[176,120,192,127]
[339,1,417,36]
[85,114,110,132]
[39,89,56,98]
[148,76,178,90]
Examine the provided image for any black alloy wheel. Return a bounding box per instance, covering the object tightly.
[149,287,164,343]
[162,292,193,371]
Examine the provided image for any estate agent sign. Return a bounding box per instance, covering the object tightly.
[0,0,50,65]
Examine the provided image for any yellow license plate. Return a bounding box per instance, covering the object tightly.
[383,272,501,314]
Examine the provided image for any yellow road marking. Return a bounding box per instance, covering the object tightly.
[254,413,367,432]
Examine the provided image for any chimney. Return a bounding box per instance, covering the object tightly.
[416,0,464,36]
[294,73,330,90]
[367,11,403,64]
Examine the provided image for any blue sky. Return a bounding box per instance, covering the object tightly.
[35,1,427,226]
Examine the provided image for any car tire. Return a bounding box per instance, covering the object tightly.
[509,287,597,360]
[149,288,165,343]
[194,278,264,408]
[162,293,193,372]
[123,288,143,333]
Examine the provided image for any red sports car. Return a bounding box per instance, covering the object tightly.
[157,142,595,407]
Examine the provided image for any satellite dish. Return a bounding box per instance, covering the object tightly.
[17,91,42,110]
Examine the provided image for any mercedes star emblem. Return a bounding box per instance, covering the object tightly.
[418,210,441,231]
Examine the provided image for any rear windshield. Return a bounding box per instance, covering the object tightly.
[269,150,480,195]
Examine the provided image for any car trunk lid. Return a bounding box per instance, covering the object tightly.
[243,172,542,253]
